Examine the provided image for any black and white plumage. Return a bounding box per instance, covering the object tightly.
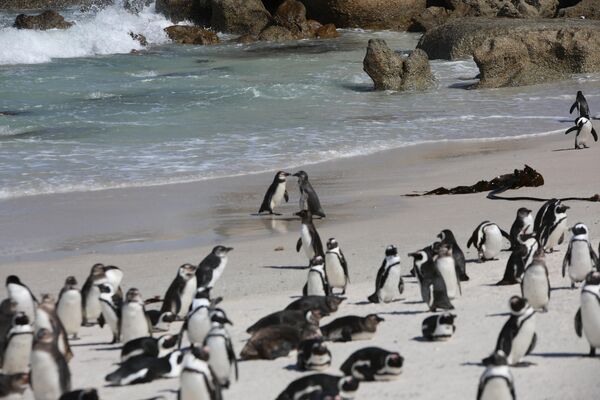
[258,171,290,215]
[434,242,461,300]
[293,170,326,218]
[303,256,329,297]
[477,350,516,400]
[368,245,403,304]
[161,264,197,319]
[276,374,359,400]
[59,389,99,400]
[178,347,222,400]
[0,299,17,361]
[521,249,551,312]
[105,350,184,386]
[574,271,600,356]
[509,208,533,250]
[297,338,332,371]
[296,210,325,263]
[570,90,590,118]
[467,221,511,261]
[421,313,456,341]
[196,246,233,289]
[563,223,599,288]
[203,322,238,388]
[179,288,223,347]
[239,324,321,361]
[408,247,454,311]
[56,276,82,340]
[340,347,403,381]
[5,275,37,322]
[30,328,71,400]
[81,263,123,326]
[120,288,152,344]
[284,296,345,316]
[565,116,598,149]
[36,294,73,362]
[321,314,384,342]
[438,229,469,281]
[146,310,176,333]
[1,312,33,374]
[0,372,28,398]
[97,283,122,344]
[325,238,349,295]
[497,232,538,286]
[534,198,569,252]
[246,309,321,334]
[121,334,180,363]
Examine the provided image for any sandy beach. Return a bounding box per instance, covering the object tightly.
[1,131,598,399]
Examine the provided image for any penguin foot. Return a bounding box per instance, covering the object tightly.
[367,294,380,304]
[460,274,470,281]
[571,282,577,289]
[71,334,80,340]
[590,347,596,357]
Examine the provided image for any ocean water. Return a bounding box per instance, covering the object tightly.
[0,2,599,201]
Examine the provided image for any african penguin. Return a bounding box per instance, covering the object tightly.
[35,294,73,362]
[258,170,290,215]
[0,299,17,359]
[320,314,384,342]
[120,288,152,344]
[408,247,454,311]
[509,208,533,249]
[325,238,349,295]
[534,199,569,252]
[438,229,469,281]
[0,372,29,397]
[240,323,321,361]
[296,210,325,263]
[421,313,456,341]
[203,321,238,388]
[59,389,99,400]
[2,312,33,374]
[179,288,223,347]
[5,275,37,321]
[105,350,184,385]
[521,249,551,312]
[434,242,461,300]
[161,263,197,319]
[467,221,510,261]
[340,347,403,381]
[276,374,359,400]
[247,309,321,334]
[293,170,326,218]
[284,296,345,316]
[477,350,516,400]
[367,245,403,304]
[30,328,71,400]
[563,223,599,288]
[303,256,329,296]
[570,90,590,119]
[297,338,332,371]
[574,271,600,356]
[565,116,598,149]
[56,276,82,340]
[179,346,222,400]
[146,309,176,333]
[81,264,123,326]
[496,232,538,286]
[196,246,233,289]
[121,333,180,362]
[97,283,122,344]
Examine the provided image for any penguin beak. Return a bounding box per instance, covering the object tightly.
[292,172,300,177]
[225,247,234,252]
[283,172,291,176]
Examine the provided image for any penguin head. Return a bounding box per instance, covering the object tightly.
[554,201,569,215]
[90,263,105,277]
[190,345,211,362]
[75,389,99,400]
[366,314,385,328]
[435,242,452,257]
[585,271,600,286]
[438,312,456,326]
[195,286,211,300]
[97,283,114,295]
[34,328,54,344]
[385,245,398,257]
[438,229,456,244]
[276,171,290,181]
[295,209,312,222]
[306,309,322,323]
[385,352,404,369]
[310,256,324,267]
[12,312,30,326]
[40,294,56,310]
[212,245,233,258]
[64,276,78,286]
[178,263,197,280]
[5,275,21,286]
[125,288,143,303]
[532,247,546,261]
[326,296,345,312]
[210,308,233,325]
[508,296,529,315]
[487,350,509,366]
[292,170,308,182]
[326,238,339,250]
[158,334,180,352]
[310,339,329,356]
[571,223,588,237]
[517,207,532,219]
[576,117,590,127]
[338,376,360,395]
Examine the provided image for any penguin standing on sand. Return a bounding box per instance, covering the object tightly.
[565,116,598,149]
[179,288,216,347]
[408,247,454,311]
[196,246,233,289]
[258,171,290,215]
[467,221,511,261]
[56,277,82,340]
[521,249,551,312]
[293,171,326,218]
[477,350,516,400]
[563,223,599,288]
[325,238,349,295]
[204,320,238,388]
[340,347,404,381]
[296,210,325,263]
[570,90,590,118]
[534,199,569,252]
[2,312,33,374]
[574,271,600,356]
[98,283,122,344]
[161,264,197,319]
[438,229,469,281]
[5,275,37,321]
[497,232,538,286]
[179,346,222,400]
[368,245,403,304]
[36,294,73,362]
[509,208,533,249]
[303,256,329,296]
[120,288,152,344]
[81,264,123,326]
[435,242,461,300]
[30,328,71,400]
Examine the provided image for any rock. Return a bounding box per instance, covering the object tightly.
[155,0,210,24]
[407,6,451,32]
[236,34,258,44]
[164,25,220,45]
[1,0,91,9]
[258,25,295,41]
[274,0,310,36]
[363,39,434,91]
[129,32,148,46]
[210,0,271,35]
[443,0,558,18]
[558,0,600,19]
[124,0,153,13]
[300,0,427,30]
[473,26,600,88]
[316,23,339,38]
[14,10,73,30]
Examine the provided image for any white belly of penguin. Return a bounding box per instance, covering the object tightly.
[179,280,197,318]
[577,123,592,147]
[31,350,62,400]
[307,270,326,296]
[374,365,402,381]
[301,225,314,260]
[522,266,549,310]
[306,353,330,370]
[271,183,286,209]
[581,293,600,348]
[206,337,231,385]
[569,243,593,283]
[121,304,149,343]
[35,310,53,332]
[180,371,211,400]
[3,333,33,373]
[545,218,568,250]
[57,291,82,335]
[188,311,211,345]
[480,377,513,400]
[508,316,535,364]
[85,286,102,321]
[208,258,227,288]
[436,257,459,299]
[379,266,401,303]
[325,254,346,289]
[482,227,503,259]
[9,286,35,321]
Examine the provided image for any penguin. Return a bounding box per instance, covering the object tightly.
[2,312,33,374]
[120,288,152,344]
[203,321,238,388]
[35,294,73,362]
[297,338,331,371]
[5,275,37,321]
[247,309,321,334]
[178,346,222,400]
[340,347,404,381]
[146,309,176,333]
[437,229,469,281]
[570,90,590,119]
[574,271,600,356]
[81,264,123,326]
[105,350,184,385]
[296,210,325,263]
[563,223,599,288]
[284,296,345,316]
[467,221,511,261]
[276,374,359,400]
[421,312,456,341]
[509,208,533,249]
[30,328,71,400]
[534,199,569,252]
[496,232,538,286]
[485,296,536,366]
[56,276,82,340]
[0,299,17,360]
[179,288,215,347]
[565,116,598,149]
[59,389,99,400]
[477,350,516,400]
[97,283,122,344]
[240,324,321,360]
[293,170,326,218]
[325,238,350,295]
[196,246,233,289]
[303,256,329,296]
[258,170,290,215]
[161,264,197,319]
[0,372,29,397]
[408,247,454,311]
[521,249,550,313]
[367,245,404,304]
[320,314,384,342]
[121,333,180,362]
[434,242,461,300]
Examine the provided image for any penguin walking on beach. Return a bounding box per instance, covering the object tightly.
[574,271,600,356]
[340,347,404,381]
[276,374,359,400]
[467,221,511,261]
[30,328,71,400]
[161,264,197,319]
[35,294,73,362]
[296,210,325,264]
[534,199,569,252]
[496,231,538,286]
[438,229,469,281]
[563,223,599,288]
[179,289,213,347]
[120,288,152,344]
[303,256,329,296]
[409,247,454,311]
[204,320,238,389]
[5,275,37,321]
[509,208,533,249]
[56,276,82,340]
[565,116,598,149]
[179,346,222,400]
[98,283,122,343]
[196,246,233,289]
[325,238,349,295]
[570,90,590,118]
[521,249,551,312]
[368,245,403,304]
[435,242,461,300]
[81,264,123,326]
[293,171,326,218]
[2,312,34,374]
[105,350,184,386]
[477,350,516,400]
[258,171,290,215]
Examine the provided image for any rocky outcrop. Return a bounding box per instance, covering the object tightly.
[316,23,339,38]
[164,25,220,44]
[274,0,310,36]
[1,0,92,9]
[129,32,147,46]
[123,0,152,13]
[258,25,296,41]
[155,0,210,24]
[408,6,451,32]
[558,0,600,19]
[363,39,434,91]
[14,10,73,30]
[210,0,271,35]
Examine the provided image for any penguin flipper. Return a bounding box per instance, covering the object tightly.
[98,313,106,328]
[398,277,404,295]
[562,242,572,277]
[354,364,375,381]
[296,238,302,253]
[500,229,511,245]
[367,293,379,304]
[302,283,308,297]
[589,243,599,267]
[570,101,577,114]
[284,190,289,203]
[591,127,598,142]
[226,339,239,381]
[526,332,537,355]
[496,320,516,356]
[565,125,578,135]
[574,308,583,337]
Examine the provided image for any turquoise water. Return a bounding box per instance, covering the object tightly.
[1,2,599,200]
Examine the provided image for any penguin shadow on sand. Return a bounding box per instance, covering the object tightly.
[262,265,308,270]
[351,299,404,306]
[530,351,588,359]
[461,360,536,368]
[550,285,574,292]
[377,309,428,316]
[484,312,510,318]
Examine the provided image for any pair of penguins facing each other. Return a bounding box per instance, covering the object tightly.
[566,91,598,149]
[259,170,326,218]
